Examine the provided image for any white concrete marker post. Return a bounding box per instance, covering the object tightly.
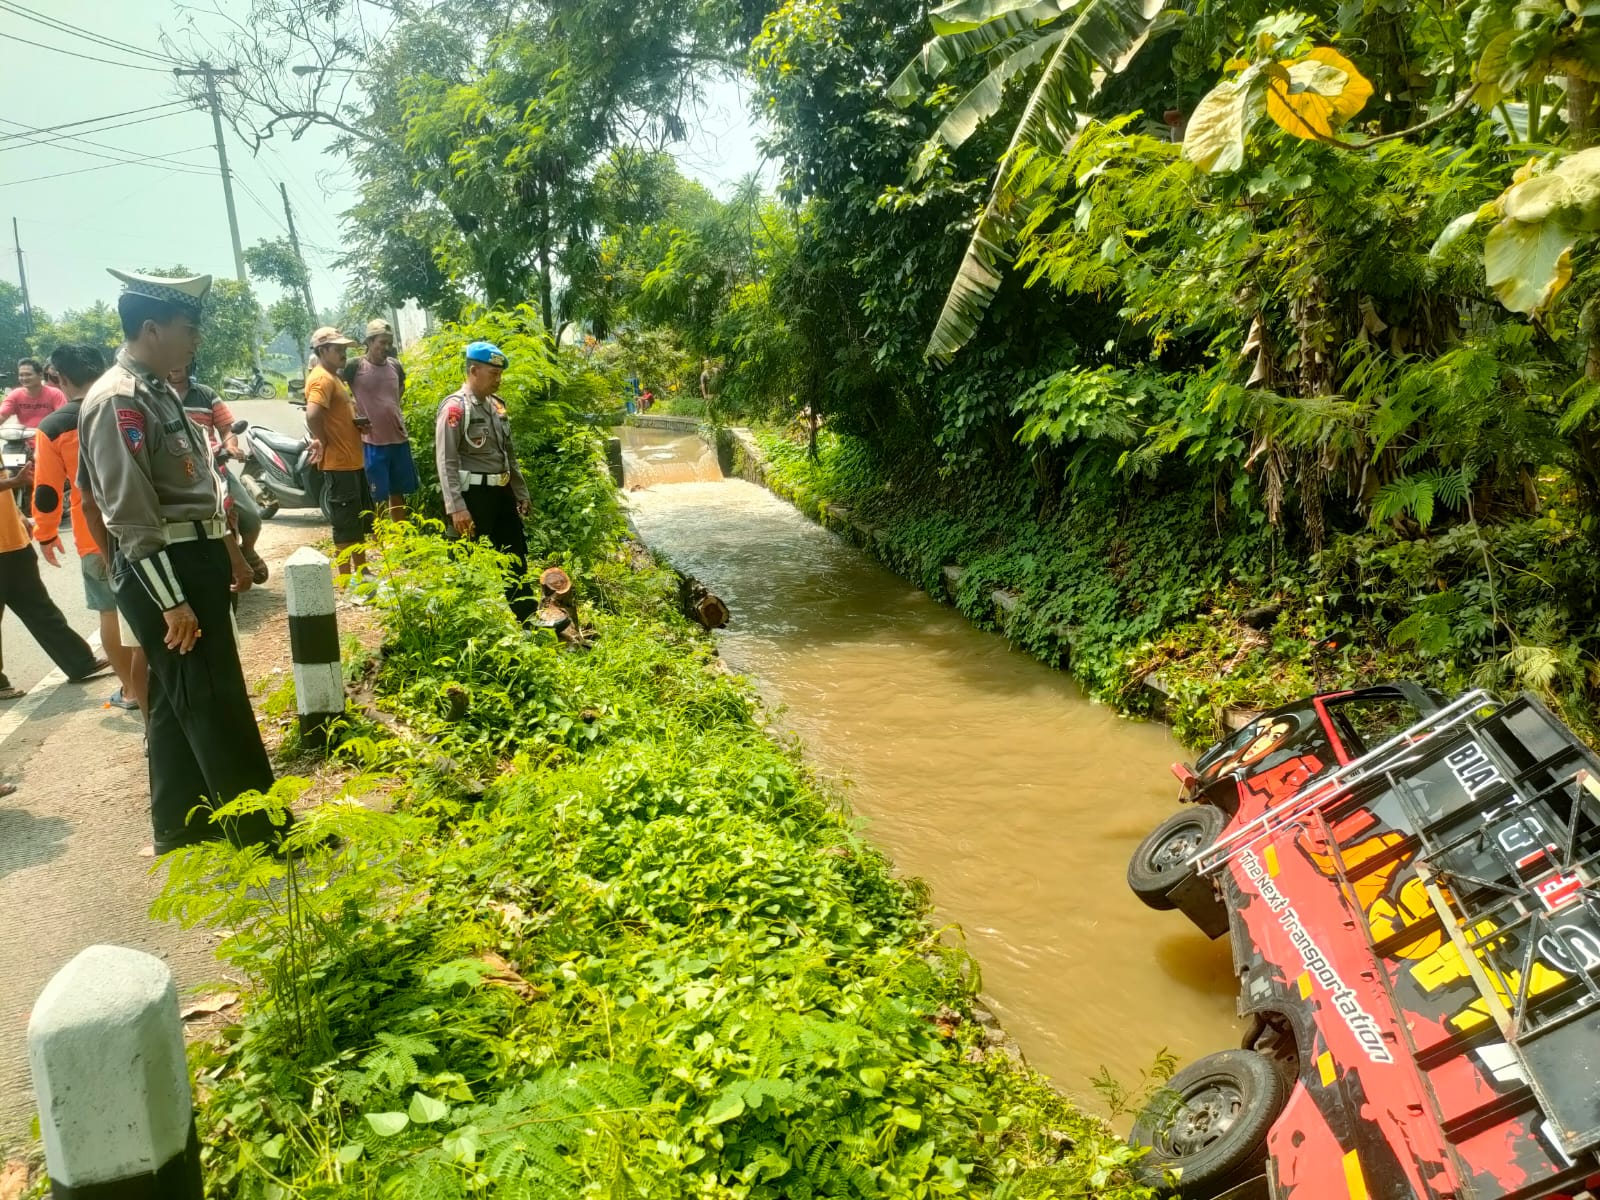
[27,945,203,1199]
[284,545,344,749]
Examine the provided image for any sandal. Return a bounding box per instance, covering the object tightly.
[245,550,269,584]
[0,674,23,701]
[0,783,15,799]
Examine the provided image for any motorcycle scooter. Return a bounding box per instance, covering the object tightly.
[230,412,328,522]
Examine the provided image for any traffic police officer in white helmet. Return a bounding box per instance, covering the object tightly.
[77,269,289,854]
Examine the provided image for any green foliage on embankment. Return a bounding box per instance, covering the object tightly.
[154,529,1157,1199]
[138,314,1160,1199]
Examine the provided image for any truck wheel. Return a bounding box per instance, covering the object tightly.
[1128,805,1226,910]
[1130,1050,1286,1197]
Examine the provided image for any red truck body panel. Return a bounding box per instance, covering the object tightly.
[1180,688,1600,1200]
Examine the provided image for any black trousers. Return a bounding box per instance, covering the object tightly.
[0,543,99,679]
[463,484,537,623]
[114,539,286,853]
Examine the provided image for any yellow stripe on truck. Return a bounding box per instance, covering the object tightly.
[1343,1150,1369,1200]
[1264,844,1280,877]
[1297,971,1313,999]
[1318,1051,1336,1086]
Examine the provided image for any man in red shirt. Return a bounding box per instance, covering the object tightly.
[2,358,66,516]
[1,358,67,429]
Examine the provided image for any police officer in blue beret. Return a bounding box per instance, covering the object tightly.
[434,341,536,622]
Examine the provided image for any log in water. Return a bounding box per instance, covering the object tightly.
[621,428,1242,1112]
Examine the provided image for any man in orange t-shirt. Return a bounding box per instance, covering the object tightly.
[304,326,373,579]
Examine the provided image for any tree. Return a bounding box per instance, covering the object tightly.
[137,267,263,384]
[168,0,772,339]
[889,0,1171,360]
[0,282,34,381]
[31,302,122,361]
[245,237,314,354]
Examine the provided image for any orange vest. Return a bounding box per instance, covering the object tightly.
[33,400,98,559]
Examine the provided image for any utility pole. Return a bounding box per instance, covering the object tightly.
[278,182,318,320]
[173,62,248,285]
[12,218,33,334]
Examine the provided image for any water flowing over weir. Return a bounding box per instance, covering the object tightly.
[619,427,1243,1109]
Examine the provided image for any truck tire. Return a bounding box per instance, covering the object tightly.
[1128,805,1226,910]
[1130,1049,1287,1197]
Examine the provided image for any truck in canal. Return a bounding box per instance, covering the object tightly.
[1124,684,1600,1200]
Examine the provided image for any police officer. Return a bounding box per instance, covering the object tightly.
[78,269,287,854]
[434,340,536,622]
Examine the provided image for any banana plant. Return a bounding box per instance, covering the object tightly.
[891,0,1169,363]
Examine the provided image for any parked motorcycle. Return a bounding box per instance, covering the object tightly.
[0,421,31,473]
[230,417,327,522]
[222,366,279,401]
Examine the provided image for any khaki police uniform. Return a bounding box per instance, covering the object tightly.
[434,384,536,622]
[78,271,285,854]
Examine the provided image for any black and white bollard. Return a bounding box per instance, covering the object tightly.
[28,945,203,1199]
[285,545,343,748]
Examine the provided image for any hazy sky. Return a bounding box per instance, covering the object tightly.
[2,0,768,318]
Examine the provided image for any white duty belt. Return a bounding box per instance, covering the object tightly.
[461,471,511,489]
[163,517,229,544]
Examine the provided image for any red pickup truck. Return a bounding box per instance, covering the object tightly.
[1126,685,1600,1200]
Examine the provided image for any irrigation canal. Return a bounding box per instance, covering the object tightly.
[619,425,1243,1110]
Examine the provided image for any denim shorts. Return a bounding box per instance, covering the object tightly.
[363,441,419,500]
[80,551,117,613]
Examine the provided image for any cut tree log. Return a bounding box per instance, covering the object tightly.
[676,572,731,630]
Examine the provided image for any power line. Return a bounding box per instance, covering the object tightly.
[0,156,214,189]
[0,102,192,145]
[0,111,201,157]
[0,120,214,176]
[0,0,177,66]
[4,30,176,73]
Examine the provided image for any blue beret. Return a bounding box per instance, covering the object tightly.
[465,341,508,368]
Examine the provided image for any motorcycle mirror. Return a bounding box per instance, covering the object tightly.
[231,419,249,434]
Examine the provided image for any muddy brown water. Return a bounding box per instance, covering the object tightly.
[620,426,1243,1110]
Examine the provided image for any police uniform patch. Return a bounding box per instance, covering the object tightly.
[494,400,508,417]
[446,399,463,427]
[117,407,145,452]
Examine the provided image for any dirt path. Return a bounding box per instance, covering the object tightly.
[0,514,327,1151]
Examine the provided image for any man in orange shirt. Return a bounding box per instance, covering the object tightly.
[34,343,144,712]
[304,326,372,580]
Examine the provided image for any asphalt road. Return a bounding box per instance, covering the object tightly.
[0,396,315,696]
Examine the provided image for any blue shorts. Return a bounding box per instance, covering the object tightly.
[363,441,418,500]
[80,551,117,613]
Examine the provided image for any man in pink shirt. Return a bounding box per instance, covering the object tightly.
[342,318,415,520]
[1,358,67,430]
